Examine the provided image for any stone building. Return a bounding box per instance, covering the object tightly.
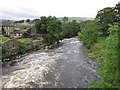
[1,20,33,38]
[1,20,14,37]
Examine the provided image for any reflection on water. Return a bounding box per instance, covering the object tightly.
[2,37,98,88]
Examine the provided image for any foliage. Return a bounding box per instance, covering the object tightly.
[62,16,68,23]
[15,20,24,23]
[18,43,29,54]
[35,16,63,44]
[33,19,40,23]
[16,38,32,44]
[95,7,118,36]
[115,2,120,22]
[26,19,30,23]
[78,20,99,49]
[61,20,80,38]
[19,27,26,30]
[79,3,119,88]
[31,25,36,35]
[26,28,31,34]
[84,23,119,88]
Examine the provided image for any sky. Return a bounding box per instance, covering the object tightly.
[0,0,119,20]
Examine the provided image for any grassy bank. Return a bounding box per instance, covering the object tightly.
[85,37,118,88]
[79,23,119,88]
[0,36,11,42]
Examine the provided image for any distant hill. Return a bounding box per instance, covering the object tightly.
[57,17,94,22]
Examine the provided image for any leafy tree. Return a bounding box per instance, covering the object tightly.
[18,20,24,23]
[115,2,120,12]
[61,20,80,38]
[35,16,63,44]
[33,19,40,23]
[26,19,30,23]
[79,20,99,48]
[31,25,36,35]
[15,21,19,23]
[115,2,120,22]
[62,16,68,23]
[96,7,118,36]
[35,16,48,34]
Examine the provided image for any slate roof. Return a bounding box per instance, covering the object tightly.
[2,20,14,27]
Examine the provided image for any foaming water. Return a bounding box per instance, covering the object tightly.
[2,37,98,88]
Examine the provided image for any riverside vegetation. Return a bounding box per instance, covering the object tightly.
[78,2,119,88]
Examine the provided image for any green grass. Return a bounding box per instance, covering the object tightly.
[16,38,32,44]
[96,37,106,44]
[0,36,11,42]
[85,36,118,88]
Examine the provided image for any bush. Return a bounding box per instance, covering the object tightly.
[78,20,99,49]
[61,20,80,38]
[86,23,119,88]
[19,44,29,54]
[16,38,31,44]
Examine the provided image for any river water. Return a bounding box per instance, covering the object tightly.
[2,37,98,88]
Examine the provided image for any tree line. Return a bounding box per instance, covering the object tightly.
[34,16,80,45]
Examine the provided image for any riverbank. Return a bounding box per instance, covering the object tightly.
[80,36,118,88]
[1,37,45,63]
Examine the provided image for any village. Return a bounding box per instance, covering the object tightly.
[0,19,43,61]
[1,19,34,38]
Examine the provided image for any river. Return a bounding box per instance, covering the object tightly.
[2,37,98,88]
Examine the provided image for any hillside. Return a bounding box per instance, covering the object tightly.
[57,17,94,22]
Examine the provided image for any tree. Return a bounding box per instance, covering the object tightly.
[96,7,118,36]
[35,16,63,44]
[79,20,99,48]
[33,19,40,23]
[26,19,30,23]
[62,16,68,23]
[18,20,24,23]
[61,20,80,38]
[115,2,120,22]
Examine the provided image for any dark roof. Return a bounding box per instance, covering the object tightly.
[14,29,27,33]
[15,24,32,28]
[2,20,14,27]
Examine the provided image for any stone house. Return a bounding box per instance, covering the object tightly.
[1,20,33,38]
[2,20,14,37]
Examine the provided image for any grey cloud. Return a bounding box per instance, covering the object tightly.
[1,9,40,20]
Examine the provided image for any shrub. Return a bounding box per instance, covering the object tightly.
[78,20,99,49]
[19,44,29,54]
[87,23,119,88]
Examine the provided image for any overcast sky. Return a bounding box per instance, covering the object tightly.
[0,0,119,20]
